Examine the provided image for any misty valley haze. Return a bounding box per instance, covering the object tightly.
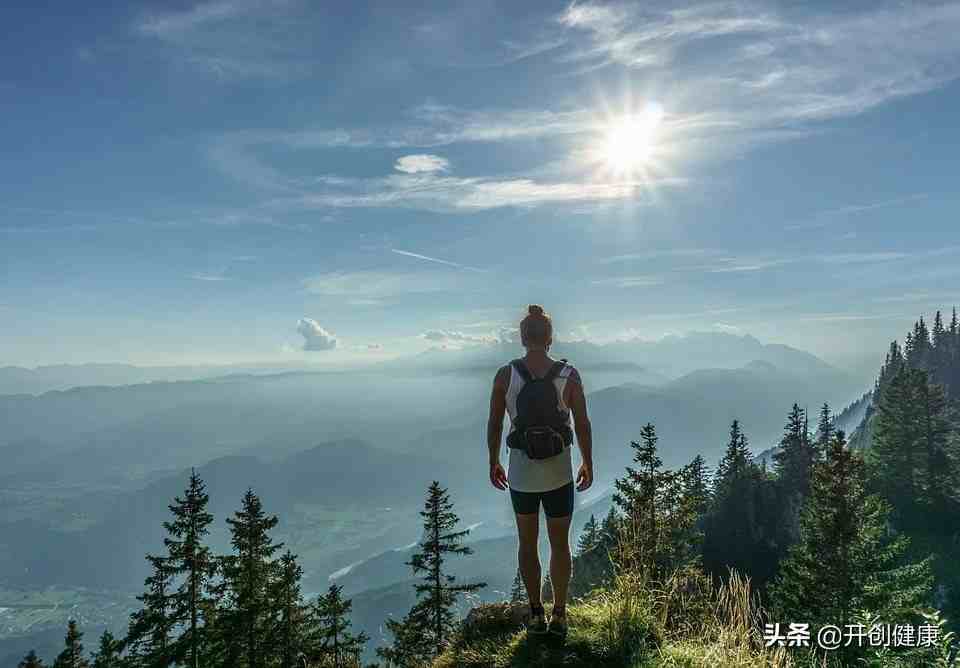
[0,331,868,663]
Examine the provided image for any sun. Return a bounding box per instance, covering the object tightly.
[599,104,664,174]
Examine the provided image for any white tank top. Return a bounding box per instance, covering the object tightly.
[505,360,576,493]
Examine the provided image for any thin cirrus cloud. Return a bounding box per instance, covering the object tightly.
[556,2,960,127]
[269,173,676,213]
[185,1,960,219]
[133,0,311,80]
[784,194,930,231]
[302,270,463,301]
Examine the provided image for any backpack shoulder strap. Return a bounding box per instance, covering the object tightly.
[545,358,568,381]
[510,359,533,383]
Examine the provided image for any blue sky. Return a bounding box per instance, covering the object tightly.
[2,0,960,368]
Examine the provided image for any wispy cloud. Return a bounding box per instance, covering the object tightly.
[303,270,466,301]
[189,272,230,282]
[268,172,680,213]
[133,0,311,80]
[391,249,486,272]
[590,275,664,288]
[557,2,960,130]
[421,329,498,345]
[599,248,717,264]
[785,194,929,230]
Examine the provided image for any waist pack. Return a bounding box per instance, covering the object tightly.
[506,358,574,460]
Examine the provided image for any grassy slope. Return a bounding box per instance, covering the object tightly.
[433,574,799,668]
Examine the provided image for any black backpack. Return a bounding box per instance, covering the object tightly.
[506,358,574,460]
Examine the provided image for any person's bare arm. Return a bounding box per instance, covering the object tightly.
[487,365,510,490]
[566,369,594,491]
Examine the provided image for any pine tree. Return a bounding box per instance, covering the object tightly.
[311,583,367,668]
[541,572,554,604]
[675,454,711,564]
[378,481,485,664]
[713,420,751,498]
[218,489,284,668]
[916,372,957,529]
[774,404,817,548]
[815,403,834,455]
[18,650,46,668]
[612,423,683,577]
[509,567,526,603]
[703,420,779,586]
[570,508,619,597]
[265,551,311,668]
[932,310,948,385]
[52,620,89,668]
[869,367,958,532]
[125,554,174,667]
[770,432,933,663]
[164,469,217,668]
[90,631,123,668]
[576,514,600,556]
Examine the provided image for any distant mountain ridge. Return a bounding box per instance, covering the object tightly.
[1,331,840,396]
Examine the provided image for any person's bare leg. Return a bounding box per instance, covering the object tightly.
[515,512,541,608]
[546,514,572,614]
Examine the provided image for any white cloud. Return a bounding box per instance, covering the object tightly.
[273,173,680,213]
[557,2,960,128]
[421,329,497,345]
[590,275,664,288]
[420,326,519,347]
[394,154,450,174]
[303,270,459,300]
[189,273,230,281]
[297,317,338,351]
[133,0,310,80]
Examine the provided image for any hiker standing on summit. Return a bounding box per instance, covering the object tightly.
[487,304,594,642]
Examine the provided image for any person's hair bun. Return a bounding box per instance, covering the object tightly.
[527,304,544,316]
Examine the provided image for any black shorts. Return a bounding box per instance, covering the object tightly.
[509,482,574,518]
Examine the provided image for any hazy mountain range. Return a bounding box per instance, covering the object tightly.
[0,331,872,662]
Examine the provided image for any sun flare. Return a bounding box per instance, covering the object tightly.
[599,104,664,174]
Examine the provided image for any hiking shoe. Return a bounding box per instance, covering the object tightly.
[527,608,548,636]
[548,612,568,642]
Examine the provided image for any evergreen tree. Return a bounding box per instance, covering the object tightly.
[125,554,174,667]
[218,489,284,668]
[675,454,711,564]
[869,367,958,532]
[570,508,618,597]
[18,650,45,668]
[612,423,683,577]
[164,469,217,668]
[576,514,600,556]
[703,420,779,587]
[541,572,554,604]
[90,631,123,668]
[815,402,834,456]
[270,551,313,668]
[311,584,367,668]
[52,620,89,668]
[774,404,817,548]
[509,568,526,603]
[378,481,485,664]
[770,432,933,663]
[713,420,751,497]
